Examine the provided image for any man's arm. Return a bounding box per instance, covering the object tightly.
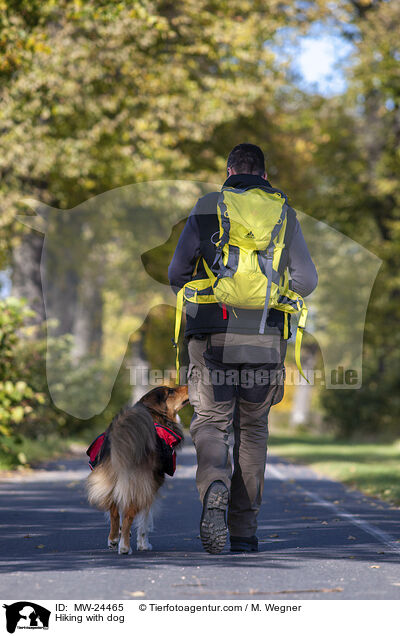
[288,219,318,297]
[168,205,201,293]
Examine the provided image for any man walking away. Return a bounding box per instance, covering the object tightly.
[168,143,318,553]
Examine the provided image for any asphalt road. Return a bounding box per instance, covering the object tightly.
[0,441,399,600]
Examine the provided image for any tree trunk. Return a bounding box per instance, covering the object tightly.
[130,335,149,403]
[71,274,103,360]
[290,349,316,427]
[11,232,45,324]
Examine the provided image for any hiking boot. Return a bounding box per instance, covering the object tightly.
[230,535,259,553]
[200,481,229,554]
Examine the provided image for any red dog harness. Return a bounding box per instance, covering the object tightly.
[87,433,106,470]
[86,422,182,476]
[153,422,182,476]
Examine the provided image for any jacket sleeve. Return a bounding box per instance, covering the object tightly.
[168,204,202,293]
[288,219,318,298]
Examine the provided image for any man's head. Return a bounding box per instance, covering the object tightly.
[227,143,267,179]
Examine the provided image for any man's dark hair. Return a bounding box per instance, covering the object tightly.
[227,143,265,176]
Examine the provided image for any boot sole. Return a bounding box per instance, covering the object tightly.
[200,483,229,554]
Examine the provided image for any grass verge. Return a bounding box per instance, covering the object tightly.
[0,430,97,472]
[269,425,400,507]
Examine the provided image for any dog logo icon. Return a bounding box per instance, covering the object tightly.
[2,602,50,633]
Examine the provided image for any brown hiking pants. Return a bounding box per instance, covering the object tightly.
[187,332,286,537]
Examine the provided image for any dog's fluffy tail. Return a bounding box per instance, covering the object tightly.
[86,404,158,513]
[110,404,156,472]
[86,460,117,511]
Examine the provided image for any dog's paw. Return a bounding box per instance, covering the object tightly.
[108,538,119,550]
[137,537,153,551]
[118,541,132,555]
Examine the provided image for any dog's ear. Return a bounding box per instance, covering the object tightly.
[139,386,169,409]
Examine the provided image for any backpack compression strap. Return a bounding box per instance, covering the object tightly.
[258,201,288,334]
[173,257,217,383]
[295,304,309,383]
[173,287,184,383]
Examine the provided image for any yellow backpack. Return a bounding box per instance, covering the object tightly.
[173,186,309,381]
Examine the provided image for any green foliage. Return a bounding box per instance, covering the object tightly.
[0,297,46,463]
[143,304,176,373]
[321,350,400,439]
[306,1,400,436]
[0,296,132,466]
[43,333,133,430]
[0,0,399,444]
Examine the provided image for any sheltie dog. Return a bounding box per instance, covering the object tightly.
[85,385,188,554]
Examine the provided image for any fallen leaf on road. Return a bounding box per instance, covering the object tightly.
[370,565,380,569]
[35,545,45,549]
[128,591,145,597]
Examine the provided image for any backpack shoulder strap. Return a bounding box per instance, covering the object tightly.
[211,189,231,272]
